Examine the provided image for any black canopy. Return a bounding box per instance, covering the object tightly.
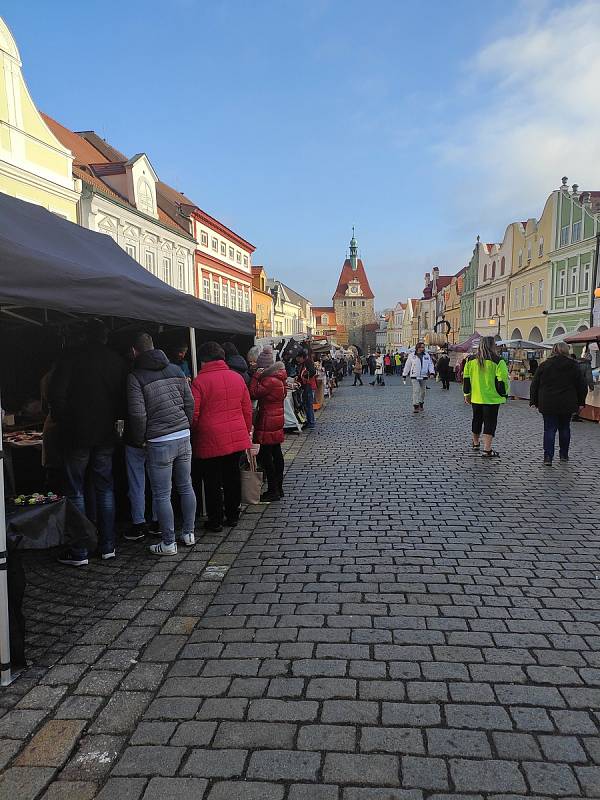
[0,192,255,335]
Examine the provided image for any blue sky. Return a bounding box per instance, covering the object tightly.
[6,0,600,306]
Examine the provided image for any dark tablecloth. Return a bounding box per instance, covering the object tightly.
[6,497,97,551]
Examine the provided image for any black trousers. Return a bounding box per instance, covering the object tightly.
[199,451,242,524]
[260,443,284,493]
[439,374,450,389]
[471,403,500,436]
[353,373,363,385]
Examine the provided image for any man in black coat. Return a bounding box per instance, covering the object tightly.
[530,342,588,466]
[50,320,127,565]
[436,353,451,390]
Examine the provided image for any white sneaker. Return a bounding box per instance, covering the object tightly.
[179,532,195,547]
[149,542,177,556]
[101,550,116,560]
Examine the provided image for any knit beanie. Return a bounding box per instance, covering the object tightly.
[256,345,275,369]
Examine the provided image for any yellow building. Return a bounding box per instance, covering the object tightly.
[0,18,79,220]
[443,270,464,345]
[507,193,555,343]
[251,266,274,338]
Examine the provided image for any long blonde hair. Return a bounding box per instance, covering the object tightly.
[476,336,498,367]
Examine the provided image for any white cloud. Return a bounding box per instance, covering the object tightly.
[436,0,600,234]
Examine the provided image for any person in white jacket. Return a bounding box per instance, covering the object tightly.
[402,342,435,412]
[370,352,385,386]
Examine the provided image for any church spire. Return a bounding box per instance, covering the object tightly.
[349,227,358,270]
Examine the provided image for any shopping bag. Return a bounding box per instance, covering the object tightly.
[240,451,264,505]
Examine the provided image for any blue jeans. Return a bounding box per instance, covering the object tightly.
[303,386,315,426]
[125,445,157,525]
[543,413,571,460]
[146,436,196,546]
[64,446,115,557]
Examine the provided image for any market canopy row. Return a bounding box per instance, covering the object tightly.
[0,192,255,335]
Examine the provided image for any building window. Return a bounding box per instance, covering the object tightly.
[212,279,220,305]
[583,263,591,292]
[352,301,356,307]
[125,243,137,260]
[222,283,229,307]
[570,266,578,294]
[560,226,569,247]
[538,279,544,306]
[559,270,565,295]
[177,260,185,290]
[201,231,209,247]
[231,285,238,309]
[211,237,218,252]
[495,296,499,313]
[229,246,235,260]
[500,256,505,275]
[236,251,242,264]
[321,313,329,325]
[203,277,210,301]
[483,264,488,281]
[238,288,243,309]
[243,255,249,267]
[529,282,534,306]
[538,237,544,257]
[513,289,519,310]
[518,249,523,267]
[491,261,496,279]
[243,290,250,312]
[145,250,155,274]
[488,298,493,317]
[477,301,481,318]
[162,257,172,285]
[521,285,526,308]
[527,243,532,262]
[220,242,226,256]
[137,179,154,214]
[572,221,582,242]
[501,295,505,315]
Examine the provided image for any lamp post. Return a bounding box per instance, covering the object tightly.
[488,314,501,338]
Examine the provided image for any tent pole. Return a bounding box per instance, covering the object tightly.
[0,391,13,686]
[189,327,198,378]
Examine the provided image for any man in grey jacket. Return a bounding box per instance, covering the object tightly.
[128,332,196,555]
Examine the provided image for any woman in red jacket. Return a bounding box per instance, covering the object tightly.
[191,341,252,531]
[250,347,287,501]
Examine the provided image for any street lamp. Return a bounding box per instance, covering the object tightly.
[488,314,501,338]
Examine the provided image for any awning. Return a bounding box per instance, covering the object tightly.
[497,339,551,350]
[565,326,600,344]
[0,192,255,335]
[449,332,481,352]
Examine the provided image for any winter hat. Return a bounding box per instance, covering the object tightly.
[257,345,275,369]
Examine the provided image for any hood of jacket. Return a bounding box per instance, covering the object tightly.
[227,354,249,374]
[260,361,287,380]
[135,349,170,371]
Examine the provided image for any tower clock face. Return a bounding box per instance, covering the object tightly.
[350,285,358,294]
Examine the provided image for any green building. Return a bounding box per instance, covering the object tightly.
[459,238,479,338]
[548,182,600,339]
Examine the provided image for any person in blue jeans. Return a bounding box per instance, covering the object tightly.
[530,342,588,466]
[49,321,127,566]
[295,350,317,428]
[127,333,196,555]
[123,444,159,541]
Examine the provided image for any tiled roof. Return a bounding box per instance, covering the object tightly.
[73,165,125,203]
[42,113,109,166]
[333,258,375,300]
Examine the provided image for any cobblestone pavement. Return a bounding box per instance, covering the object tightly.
[2,376,600,799]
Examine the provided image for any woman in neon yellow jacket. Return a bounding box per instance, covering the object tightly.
[463,336,509,458]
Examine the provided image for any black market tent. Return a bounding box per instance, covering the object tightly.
[0,193,255,335]
[0,192,255,685]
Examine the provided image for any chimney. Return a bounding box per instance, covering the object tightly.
[424,272,431,287]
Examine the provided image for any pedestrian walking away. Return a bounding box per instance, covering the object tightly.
[402,341,435,410]
[530,341,588,466]
[462,336,509,458]
[128,332,197,555]
[250,351,287,501]
[436,351,451,390]
[352,356,364,386]
[296,349,317,428]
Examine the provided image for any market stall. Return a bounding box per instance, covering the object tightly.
[497,339,551,400]
[565,327,600,422]
[0,192,255,684]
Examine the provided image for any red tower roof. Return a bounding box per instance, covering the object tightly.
[333,258,374,300]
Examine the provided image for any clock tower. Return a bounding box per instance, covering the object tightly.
[332,231,376,353]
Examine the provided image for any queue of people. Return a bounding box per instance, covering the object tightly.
[46,323,320,566]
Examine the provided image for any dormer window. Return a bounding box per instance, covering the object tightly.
[137,178,154,214]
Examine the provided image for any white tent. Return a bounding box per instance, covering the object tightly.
[498,339,552,350]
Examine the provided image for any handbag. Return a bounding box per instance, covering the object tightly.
[240,450,264,505]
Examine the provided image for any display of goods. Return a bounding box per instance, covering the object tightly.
[3,430,43,446]
[12,492,61,506]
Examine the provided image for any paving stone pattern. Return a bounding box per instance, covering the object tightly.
[2,376,600,799]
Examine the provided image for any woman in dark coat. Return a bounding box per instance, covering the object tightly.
[250,355,287,501]
[530,342,588,466]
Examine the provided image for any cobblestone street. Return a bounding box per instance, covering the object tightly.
[2,376,600,799]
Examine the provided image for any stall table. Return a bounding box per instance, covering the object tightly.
[509,379,532,400]
[581,386,600,422]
